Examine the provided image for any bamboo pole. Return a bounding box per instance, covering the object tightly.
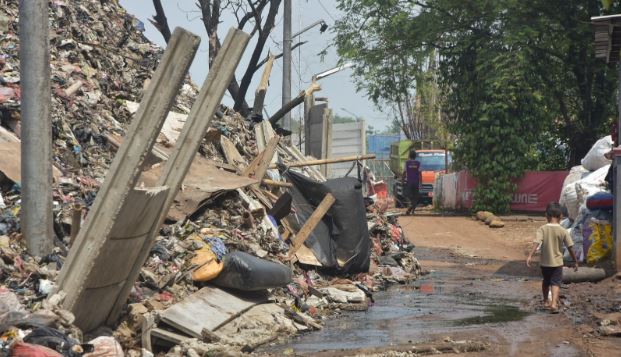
[270,154,376,169]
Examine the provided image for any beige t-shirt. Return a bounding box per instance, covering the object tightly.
[534,223,574,267]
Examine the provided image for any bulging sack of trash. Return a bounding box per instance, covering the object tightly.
[560,183,579,220]
[191,246,224,282]
[575,164,610,207]
[562,165,589,188]
[581,135,613,171]
[212,251,292,291]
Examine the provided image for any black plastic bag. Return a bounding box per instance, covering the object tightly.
[284,170,371,273]
[212,252,292,291]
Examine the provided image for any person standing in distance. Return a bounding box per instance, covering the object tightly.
[404,150,421,215]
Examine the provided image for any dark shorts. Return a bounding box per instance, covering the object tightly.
[405,184,419,206]
[541,266,563,286]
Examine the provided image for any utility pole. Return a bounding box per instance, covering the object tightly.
[19,0,54,256]
[282,0,292,139]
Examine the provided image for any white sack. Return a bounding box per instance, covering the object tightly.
[581,135,613,171]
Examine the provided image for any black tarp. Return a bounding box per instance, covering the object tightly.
[284,170,370,273]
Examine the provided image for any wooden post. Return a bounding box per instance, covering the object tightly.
[270,82,321,126]
[288,193,335,258]
[252,54,275,118]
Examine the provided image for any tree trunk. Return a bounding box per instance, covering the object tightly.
[234,0,282,115]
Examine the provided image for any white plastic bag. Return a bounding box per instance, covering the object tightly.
[560,165,591,220]
[581,135,613,171]
[575,164,610,208]
[561,165,589,189]
[560,184,579,220]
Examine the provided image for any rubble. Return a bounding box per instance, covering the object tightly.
[0,0,424,355]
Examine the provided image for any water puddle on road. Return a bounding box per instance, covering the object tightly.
[260,270,531,354]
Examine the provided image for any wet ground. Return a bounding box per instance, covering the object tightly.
[259,215,618,356]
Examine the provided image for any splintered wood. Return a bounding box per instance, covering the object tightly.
[288,193,335,258]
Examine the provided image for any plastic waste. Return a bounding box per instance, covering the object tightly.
[83,336,124,357]
[586,222,613,265]
[212,251,292,291]
[10,342,62,357]
[581,135,613,171]
[191,246,224,282]
[586,191,613,210]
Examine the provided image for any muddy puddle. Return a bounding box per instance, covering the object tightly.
[260,268,531,354]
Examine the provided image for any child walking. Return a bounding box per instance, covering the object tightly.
[526,202,578,313]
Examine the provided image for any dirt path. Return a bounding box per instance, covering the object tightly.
[402,214,621,357]
[263,214,621,356]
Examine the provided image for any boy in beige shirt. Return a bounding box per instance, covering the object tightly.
[527,202,578,313]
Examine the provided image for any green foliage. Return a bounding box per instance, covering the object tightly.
[335,0,620,213]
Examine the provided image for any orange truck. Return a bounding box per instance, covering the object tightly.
[390,141,451,207]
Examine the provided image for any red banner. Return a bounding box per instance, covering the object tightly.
[454,170,568,212]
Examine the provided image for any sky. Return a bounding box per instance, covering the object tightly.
[118,0,391,131]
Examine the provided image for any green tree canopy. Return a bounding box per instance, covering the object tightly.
[335,0,620,212]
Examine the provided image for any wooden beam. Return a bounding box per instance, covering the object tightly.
[262,179,292,188]
[242,135,280,182]
[252,54,275,118]
[270,154,376,169]
[107,28,251,325]
[288,193,335,258]
[219,135,245,169]
[269,82,321,125]
[58,28,200,320]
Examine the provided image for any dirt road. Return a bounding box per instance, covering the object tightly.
[264,214,621,356]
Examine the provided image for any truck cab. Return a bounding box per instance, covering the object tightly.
[390,141,451,207]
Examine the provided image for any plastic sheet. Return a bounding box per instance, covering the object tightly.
[284,170,371,273]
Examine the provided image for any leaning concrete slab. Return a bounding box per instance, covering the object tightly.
[107,28,250,325]
[57,28,200,330]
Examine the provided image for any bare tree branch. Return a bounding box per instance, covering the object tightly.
[254,41,307,72]
[234,0,282,114]
[150,0,172,43]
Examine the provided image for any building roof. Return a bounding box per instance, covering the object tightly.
[592,14,621,64]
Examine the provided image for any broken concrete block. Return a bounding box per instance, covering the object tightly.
[319,287,366,304]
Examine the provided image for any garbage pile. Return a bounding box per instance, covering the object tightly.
[0,0,423,356]
[559,135,614,267]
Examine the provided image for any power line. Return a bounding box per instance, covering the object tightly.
[317,0,336,21]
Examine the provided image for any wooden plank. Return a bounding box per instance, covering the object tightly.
[58,28,200,326]
[288,193,335,258]
[150,328,191,345]
[295,243,323,267]
[243,135,280,182]
[271,154,376,169]
[220,135,245,168]
[107,28,251,325]
[269,82,321,125]
[252,54,275,118]
[160,286,267,338]
[262,179,292,188]
[280,145,326,182]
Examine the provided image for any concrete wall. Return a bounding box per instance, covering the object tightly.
[329,121,366,178]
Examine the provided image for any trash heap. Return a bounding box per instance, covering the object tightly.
[0,1,423,356]
[559,135,614,267]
